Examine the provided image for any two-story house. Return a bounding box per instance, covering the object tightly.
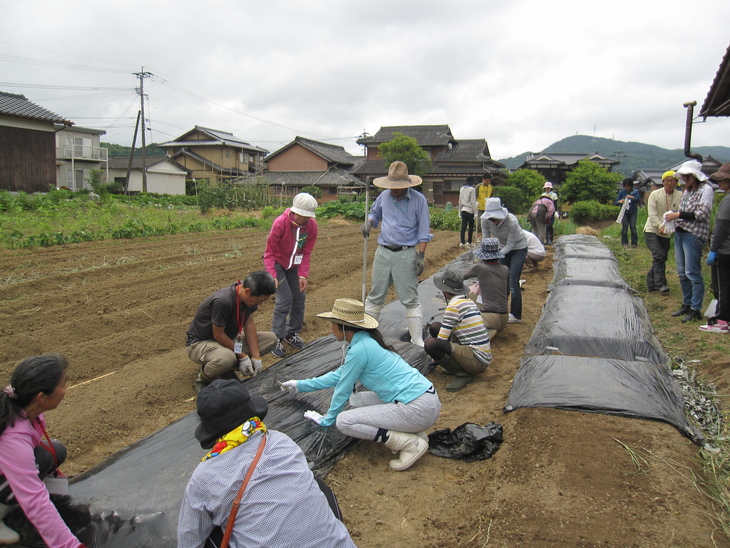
[55,125,109,190]
[159,126,268,185]
[353,125,504,205]
[0,91,72,192]
[519,152,620,186]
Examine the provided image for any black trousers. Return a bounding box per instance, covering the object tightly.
[710,254,730,322]
[644,231,671,290]
[0,439,66,504]
[460,211,475,244]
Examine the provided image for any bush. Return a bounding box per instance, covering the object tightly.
[561,160,623,204]
[493,186,528,214]
[569,200,620,224]
[300,185,322,199]
[430,207,460,231]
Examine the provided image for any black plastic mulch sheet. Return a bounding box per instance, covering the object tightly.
[550,256,629,291]
[525,284,667,363]
[54,336,429,547]
[505,355,702,443]
[428,422,504,462]
[552,233,617,261]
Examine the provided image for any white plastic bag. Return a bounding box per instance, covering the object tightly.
[661,212,676,235]
[704,299,718,318]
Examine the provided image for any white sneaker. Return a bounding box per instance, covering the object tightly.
[0,521,20,544]
[508,314,521,324]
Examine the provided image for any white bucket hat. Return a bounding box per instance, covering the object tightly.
[373,161,422,189]
[291,193,318,217]
[480,197,507,220]
[675,160,707,182]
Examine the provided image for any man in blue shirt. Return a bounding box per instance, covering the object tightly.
[615,178,642,247]
[361,161,432,346]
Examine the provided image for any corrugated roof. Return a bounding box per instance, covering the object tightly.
[0,91,71,125]
[357,125,454,147]
[701,42,730,117]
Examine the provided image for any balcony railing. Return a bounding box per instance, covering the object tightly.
[59,145,109,161]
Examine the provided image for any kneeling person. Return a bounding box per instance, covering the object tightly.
[425,268,492,392]
[186,271,278,391]
[178,379,355,547]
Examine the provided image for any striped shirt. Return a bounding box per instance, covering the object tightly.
[676,182,714,243]
[438,296,492,365]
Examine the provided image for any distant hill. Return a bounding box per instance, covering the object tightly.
[498,135,730,176]
[102,142,166,158]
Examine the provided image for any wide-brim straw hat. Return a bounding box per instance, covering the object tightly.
[675,160,708,182]
[474,237,504,261]
[373,161,422,189]
[317,298,379,329]
[710,163,730,183]
[433,268,468,295]
[480,197,507,220]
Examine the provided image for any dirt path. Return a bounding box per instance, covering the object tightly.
[0,222,723,547]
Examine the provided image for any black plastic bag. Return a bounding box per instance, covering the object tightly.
[427,422,503,462]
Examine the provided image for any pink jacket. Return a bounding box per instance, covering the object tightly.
[264,209,318,279]
[531,196,555,220]
[0,414,81,548]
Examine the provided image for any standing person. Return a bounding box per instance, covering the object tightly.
[475,173,494,239]
[480,197,528,324]
[178,379,355,548]
[700,163,730,333]
[615,178,641,248]
[425,268,492,392]
[0,354,86,548]
[643,171,682,293]
[280,298,441,471]
[361,161,432,346]
[264,193,319,359]
[186,271,278,391]
[542,182,558,245]
[464,238,510,341]
[665,160,715,323]
[458,177,478,247]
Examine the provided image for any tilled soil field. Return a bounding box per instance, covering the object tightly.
[0,221,724,547]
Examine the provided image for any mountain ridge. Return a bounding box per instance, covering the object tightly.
[497,135,730,176]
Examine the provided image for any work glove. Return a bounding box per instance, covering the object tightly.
[707,251,718,266]
[304,409,324,425]
[238,356,254,376]
[252,358,263,376]
[280,380,299,393]
[361,221,371,238]
[415,251,425,276]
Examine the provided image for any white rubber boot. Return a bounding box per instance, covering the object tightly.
[405,310,424,347]
[0,504,20,545]
[384,431,429,471]
[364,301,382,322]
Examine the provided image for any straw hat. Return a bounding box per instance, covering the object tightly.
[291,193,318,217]
[316,298,379,329]
[675,160,707,182]
[433,268,467,295]
[373,161,422,189]
[474,237,504,261]
[480,197,507,220]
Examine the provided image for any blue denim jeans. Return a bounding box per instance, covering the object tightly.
[499,247,527,319]
[674,229,705,311]
[621,211,638,246]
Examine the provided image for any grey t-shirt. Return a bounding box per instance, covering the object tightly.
[712,194,730,255]
[464,262,510,314]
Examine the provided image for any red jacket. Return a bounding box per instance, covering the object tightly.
[264,209,318,278]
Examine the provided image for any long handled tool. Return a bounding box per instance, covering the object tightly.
[362,177,370,304]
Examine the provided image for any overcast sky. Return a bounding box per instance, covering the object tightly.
[1,0,728,159]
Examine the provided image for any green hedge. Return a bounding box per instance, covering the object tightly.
[569,200,621,224]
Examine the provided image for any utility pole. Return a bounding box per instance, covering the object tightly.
[134,68,153,193]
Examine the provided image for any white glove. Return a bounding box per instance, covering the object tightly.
[252,358,263,376]
[304,409,324,425]
[238,356,254,376]
[280,380,298,393]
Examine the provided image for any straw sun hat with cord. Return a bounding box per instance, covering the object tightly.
[316,298,379,329]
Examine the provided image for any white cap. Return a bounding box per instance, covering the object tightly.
[291,193,318,217]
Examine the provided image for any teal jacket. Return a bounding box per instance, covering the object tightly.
[296,331,432,427]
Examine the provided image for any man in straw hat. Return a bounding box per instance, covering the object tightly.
[178,379,355,547]
[361,161,432,346]
[700,163,730,333]
[425,268,492,391]
[643,170,682,293]
[665,160,714,322]
[280,298,440,471]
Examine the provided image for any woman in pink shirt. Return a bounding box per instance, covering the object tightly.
[0,354,85,548]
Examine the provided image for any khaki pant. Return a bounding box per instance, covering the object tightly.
[450,342,488,376]
[481,312,508,341]
[186,332,277,379]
